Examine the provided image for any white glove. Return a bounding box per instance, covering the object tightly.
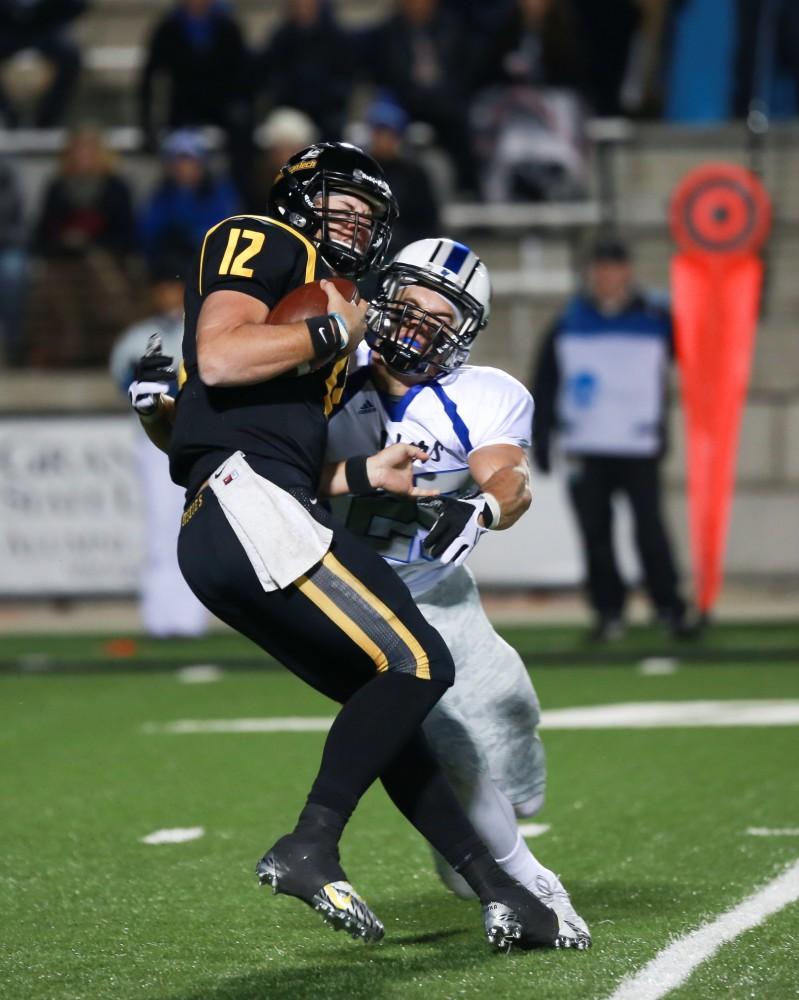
[421,494,495,566]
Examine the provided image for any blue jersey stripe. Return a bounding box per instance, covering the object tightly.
[430,384,473,452]
[376,381,427,421]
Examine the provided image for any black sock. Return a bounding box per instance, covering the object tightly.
[451,835,518,903]
[381,730,480,858]
[293,801,348,846]
[299,673,449,844]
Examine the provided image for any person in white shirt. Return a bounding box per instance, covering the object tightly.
[109,258,208,638]
[326,237,589,945]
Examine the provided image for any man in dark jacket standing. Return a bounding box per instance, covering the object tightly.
[531,237,693,640]
[139,0,252,196]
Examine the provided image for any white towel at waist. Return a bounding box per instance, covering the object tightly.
[208,451,332,591]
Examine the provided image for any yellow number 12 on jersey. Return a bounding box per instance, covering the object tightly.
[218,228,265,278]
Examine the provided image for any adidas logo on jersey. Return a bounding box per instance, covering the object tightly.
[357,399,376,414]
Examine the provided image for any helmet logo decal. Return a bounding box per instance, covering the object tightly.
[353,168,392,198]
[287,158,318,174]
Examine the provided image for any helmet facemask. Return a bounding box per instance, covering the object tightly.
[367,263,486,376]
[312,178,393,278]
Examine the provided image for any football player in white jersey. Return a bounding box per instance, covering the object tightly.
[326,238,590,946]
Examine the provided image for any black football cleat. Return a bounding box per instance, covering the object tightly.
[255,834,384,943]
[482,882,561,953]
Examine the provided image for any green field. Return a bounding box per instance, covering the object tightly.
[2,622,798,1000]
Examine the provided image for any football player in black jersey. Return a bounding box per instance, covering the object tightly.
[130,143,563,952]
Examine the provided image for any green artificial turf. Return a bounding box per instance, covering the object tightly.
[1,622,798,999]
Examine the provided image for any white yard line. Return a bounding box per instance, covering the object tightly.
[517,822,551,838]
[177,664,224,684]
[638,658,679,676]
[140,826,205,845]
[142,716,335,734]
[542,700,799,728]
[607,859,799,1000]
[141,700,799,735]
[747,827,799,837]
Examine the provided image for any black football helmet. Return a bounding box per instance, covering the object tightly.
[268,142,399,278]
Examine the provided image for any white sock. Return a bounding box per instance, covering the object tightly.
[432,770,557,898]
[457,773,556,890]
[496,830,555,893]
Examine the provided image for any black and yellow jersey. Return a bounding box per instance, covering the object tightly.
[169,214,348,495]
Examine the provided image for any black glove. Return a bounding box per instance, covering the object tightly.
[128,334,175,415]
[133,342,175,384]
[421,494,494,565]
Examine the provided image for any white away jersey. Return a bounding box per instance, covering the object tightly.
[327,351,533,596]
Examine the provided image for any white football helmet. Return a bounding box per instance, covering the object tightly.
[366,238,491,375]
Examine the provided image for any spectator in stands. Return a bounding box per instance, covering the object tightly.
[0,155,27,366]
[734,0,799,118]
[529,237,694,641]
[138,129,239,271]
[364,96,440,255]
[257,0,355,140]
[0,0,87,128]
[27,127,139,367]
[441,0,515,35]
[469,1,591,204]
[109,254,208,638]
[571,0,640,116]
[250,106,317,213]
[366,0,479,196]
[478,0,588,94]
[139,0,252,197]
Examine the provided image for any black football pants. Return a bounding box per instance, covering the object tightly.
[567,454,686,620]
[177,484,481,861]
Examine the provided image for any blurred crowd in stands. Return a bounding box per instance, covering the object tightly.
[0,0,796,368]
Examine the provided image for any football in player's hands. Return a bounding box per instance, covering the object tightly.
[267,278,359,325]
[267,278,360,374]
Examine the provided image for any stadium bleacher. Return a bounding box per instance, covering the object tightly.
[0,0,797,584]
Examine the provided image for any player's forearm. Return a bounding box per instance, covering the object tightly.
[318,461,348,497]
[138,394,175,454]
[477,464,531,529]
[320,445,432,498]
[198,321,317,386]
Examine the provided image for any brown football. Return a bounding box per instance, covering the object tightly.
[267,277,359,325]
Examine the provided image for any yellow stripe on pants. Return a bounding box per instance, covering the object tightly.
[322,552,431,680]
[295,573,389,673]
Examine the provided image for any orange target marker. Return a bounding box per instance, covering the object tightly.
[669,164,771,613]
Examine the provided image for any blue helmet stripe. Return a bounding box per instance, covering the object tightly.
[442,241,469,275]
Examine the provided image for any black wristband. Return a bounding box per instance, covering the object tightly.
[306,315,342,362]
[345,455,372,494]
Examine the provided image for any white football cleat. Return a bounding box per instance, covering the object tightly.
[534,870,592,949]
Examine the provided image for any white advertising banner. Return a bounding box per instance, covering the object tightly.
[469,466,640,588]
[0,416,641,596]
[0,415,144,596]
